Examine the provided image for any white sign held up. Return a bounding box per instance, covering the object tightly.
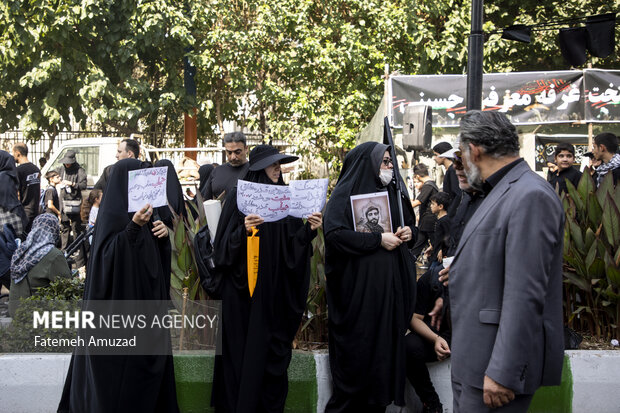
[127,167,168,212]
[237,179,328,222]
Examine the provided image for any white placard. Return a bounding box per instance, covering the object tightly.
[289,179,329,218]
[237,179,328,222]
[127,167,168,212]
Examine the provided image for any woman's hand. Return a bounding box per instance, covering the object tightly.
[395,226,412,242]
[245,214,264,234]
[132,204,152,226]
[307,212,323,230]
[434,335,451,361]
[152,220,169,238]
[380,233,402,250]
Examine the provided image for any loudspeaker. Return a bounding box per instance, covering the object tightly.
[402,105,432,151]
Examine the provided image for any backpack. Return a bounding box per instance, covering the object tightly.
[193,223,222,299]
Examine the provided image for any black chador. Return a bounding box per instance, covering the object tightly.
[323,142,417,412]
[211,167,317,413]
[58,159,179,413]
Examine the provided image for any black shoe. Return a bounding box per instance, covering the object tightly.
[422,400,443,413]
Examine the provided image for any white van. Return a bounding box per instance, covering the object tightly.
[40,137,152,189]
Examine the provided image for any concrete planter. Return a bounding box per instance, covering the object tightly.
[0,350,618,412]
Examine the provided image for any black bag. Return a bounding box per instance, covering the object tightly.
[194,224,222,299]
[59,168,82,215]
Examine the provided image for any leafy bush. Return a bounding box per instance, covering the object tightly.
[0,277,84,352]
[562,171,620,340]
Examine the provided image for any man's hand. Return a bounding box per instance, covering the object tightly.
[380,233,402,250]
[434,336,451,361]
[245,214,264,234]
[483,375,515,409]
[307,212,323,230]
[429,297,444,330]
[438,267,450,286]
[394,226,412,242]
[152,220,169,238]
[132,204,152,226]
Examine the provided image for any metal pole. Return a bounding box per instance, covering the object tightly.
[466,0,484,111]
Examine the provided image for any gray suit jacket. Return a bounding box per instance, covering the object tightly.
[449,160,565,394]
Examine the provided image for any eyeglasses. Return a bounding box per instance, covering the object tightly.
[382,158,393,166]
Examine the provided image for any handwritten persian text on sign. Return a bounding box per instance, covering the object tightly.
[237,179,328,222]
[127,167,168,212]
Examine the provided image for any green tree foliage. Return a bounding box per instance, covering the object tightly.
[190,0,422,164]
[0,0,194,142]
[1,0,618,154]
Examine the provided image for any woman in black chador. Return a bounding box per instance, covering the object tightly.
[211,145,322,413]
[58,158,179,413]
[323,142,417,412]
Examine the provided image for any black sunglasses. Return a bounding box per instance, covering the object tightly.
[382,158,393,166]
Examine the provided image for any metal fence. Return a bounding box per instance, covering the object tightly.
[0,129,292,168]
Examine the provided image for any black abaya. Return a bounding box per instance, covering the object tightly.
[58,158,179,413]
[210,169,317,413]
[323,142,417,412]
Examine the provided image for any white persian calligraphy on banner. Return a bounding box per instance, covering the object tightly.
[127,167,168,212]
[237,179,328,222]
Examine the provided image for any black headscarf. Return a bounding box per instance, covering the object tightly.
[0,151,22,211]
[210,152,316,412]
[84,158,168,300]
[198,164,215,195]
[322,141,417,410]
[58,158,179,413]
[324,141,415,235]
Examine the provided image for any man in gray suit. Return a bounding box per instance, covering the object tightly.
[446,110,565,412]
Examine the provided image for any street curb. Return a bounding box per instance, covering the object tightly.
[0,350,618,412]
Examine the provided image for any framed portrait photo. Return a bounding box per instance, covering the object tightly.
[350,192,392,234]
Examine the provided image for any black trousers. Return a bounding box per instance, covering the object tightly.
[405,332,441,405]
[60,214,85,267]
[325,389,387,413]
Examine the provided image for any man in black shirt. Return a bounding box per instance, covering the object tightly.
[12,143,40,232]
[202,132,250,200]
[547,142,582,195]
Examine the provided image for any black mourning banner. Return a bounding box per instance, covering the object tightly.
[390,69,620,128]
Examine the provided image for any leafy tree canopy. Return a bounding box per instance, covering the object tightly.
[1,0,618,159]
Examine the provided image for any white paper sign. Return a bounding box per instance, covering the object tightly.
[127,167,168,212]
[237,179,328,222]
[289,179,329,218]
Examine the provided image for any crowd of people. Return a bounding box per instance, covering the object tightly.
[0,115,618,413]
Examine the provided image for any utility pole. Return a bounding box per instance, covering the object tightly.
[467,0,484,111]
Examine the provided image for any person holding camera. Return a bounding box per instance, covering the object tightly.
[56,150,87,267]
